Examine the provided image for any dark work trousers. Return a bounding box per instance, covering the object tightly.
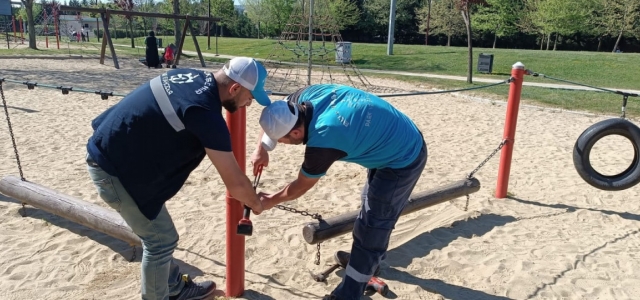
[331,141,428,299]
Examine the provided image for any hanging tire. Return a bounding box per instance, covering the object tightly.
[573,118,640,191]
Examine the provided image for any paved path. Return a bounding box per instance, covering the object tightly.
[180,50,640,95]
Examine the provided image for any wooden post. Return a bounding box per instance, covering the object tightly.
[302,177,481,244]
[188,21,206,67]
[101,13,120,69]
[100,13,108,65]
[174,15,190,67]
[0,175,141,247]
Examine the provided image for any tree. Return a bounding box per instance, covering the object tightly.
[417,0,464,46]
[599,0,640,52]
[459,0,473,83]
[472,0,521,48]
[20,0,37,49]
[242,0,268,38]
[114,0,136,48]
[208,0,235,37]
[172,0,181,45]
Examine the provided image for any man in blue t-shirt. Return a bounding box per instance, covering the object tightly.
[86,57,271,300]
[251,84,427,300]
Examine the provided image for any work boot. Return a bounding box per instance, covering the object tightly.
[334,251,380,277]
[169,274,216,300]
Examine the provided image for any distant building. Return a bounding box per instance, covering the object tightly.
[58,14,103,39]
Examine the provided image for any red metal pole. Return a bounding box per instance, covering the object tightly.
[225,107,246,297]
[12,15,16,42]
[496,62,525,198]
[54,10,60,49]
[44,10,49,48]
[19,17,24,44]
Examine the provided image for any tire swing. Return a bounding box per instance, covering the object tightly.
[573,118,640,191]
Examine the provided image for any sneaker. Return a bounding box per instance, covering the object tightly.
[169,274,216,300]
[334,251,380,277]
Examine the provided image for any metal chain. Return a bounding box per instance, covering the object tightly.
[0,79,28,215]
[0,80,25,181]
[467,139,508,180]
[451,139,508,212]
[274,204,324,265]
[130,245,136,262]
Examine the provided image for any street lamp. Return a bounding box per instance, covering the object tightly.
[207,0,211,50]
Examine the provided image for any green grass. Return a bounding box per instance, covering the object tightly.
[2,35,639,117]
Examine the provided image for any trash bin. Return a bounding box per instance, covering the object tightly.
[157,38,163,48]
[335,42,352,64]
[477,53,494,73]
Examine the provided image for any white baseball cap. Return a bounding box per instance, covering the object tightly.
[223,57,271,106]
[259,100,299,151]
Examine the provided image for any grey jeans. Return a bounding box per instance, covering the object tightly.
[86,153,185,300]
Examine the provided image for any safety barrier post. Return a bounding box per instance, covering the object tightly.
[19,16,23,44]
[44,10,49,48]
[225,107,246,297]
[496,62,525,198]
[54,11,60,49]
[11,15,16,42]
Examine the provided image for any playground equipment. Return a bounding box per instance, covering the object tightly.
[1,62,530,297]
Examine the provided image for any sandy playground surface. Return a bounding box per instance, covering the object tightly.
[1,56,640,300]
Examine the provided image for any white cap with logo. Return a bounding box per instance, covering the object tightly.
[259,100,299,151]
[223,57,271,106]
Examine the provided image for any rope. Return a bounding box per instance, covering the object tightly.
[267,78,512,98]
[526,70,639,97]
[1,78,127,99]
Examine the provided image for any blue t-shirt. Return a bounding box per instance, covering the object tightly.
[289,84,423,178]
[87,69,231,219]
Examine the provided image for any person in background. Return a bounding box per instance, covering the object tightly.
[144,31,160,68]
[164,43,176,68]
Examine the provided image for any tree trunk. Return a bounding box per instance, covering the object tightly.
[613,29,623,53]
[546,32,551,50]
[540,34,544,50]
[553,34,558,51]
[129,20,135,48]
[173,0,181,45]
[461,8,472,84]
[597,37,601,52]
[493,33,497,49]
[25,4,37,49]
[447,34,451,46]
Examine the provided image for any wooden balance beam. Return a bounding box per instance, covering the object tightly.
[302,177,481,244]
[0,175,141,247]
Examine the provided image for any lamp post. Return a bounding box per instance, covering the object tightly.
[207,0,211,50]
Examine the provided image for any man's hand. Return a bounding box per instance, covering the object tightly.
[251,147,269,176]
[250,200,264,215]
[258,192,277,210]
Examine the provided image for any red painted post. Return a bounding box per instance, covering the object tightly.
[44,10,49,48]
[19,17,24,44]
[54,10,60,49]
[225,107,246,297]
[495,62,525,198]
[11,15,16,42]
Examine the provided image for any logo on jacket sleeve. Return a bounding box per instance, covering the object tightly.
[169,73,200,84]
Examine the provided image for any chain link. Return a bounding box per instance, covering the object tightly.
[450,139,508,212]
[467,139,508,179]
[130,245,136,262]
[274,204,324,265]
[0,81,25,181]
[1,80,28,215]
